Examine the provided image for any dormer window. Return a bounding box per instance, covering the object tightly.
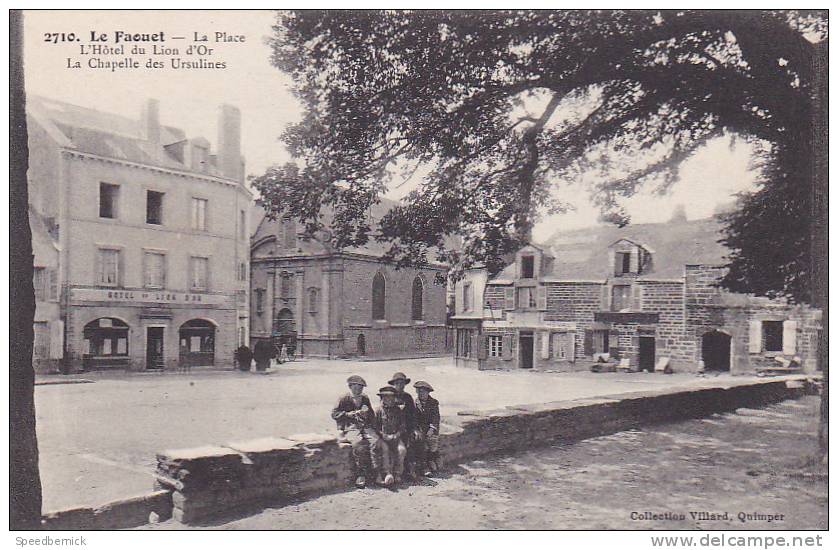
[618,252,631,274]
[521,255,535,279]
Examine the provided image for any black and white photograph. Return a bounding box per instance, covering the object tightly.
[8,6,829,543]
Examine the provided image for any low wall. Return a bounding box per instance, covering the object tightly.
[154,377,817,525]
[40,490,172,530]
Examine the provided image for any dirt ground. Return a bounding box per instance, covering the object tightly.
[144,395,826,530]
[34,357,794,512]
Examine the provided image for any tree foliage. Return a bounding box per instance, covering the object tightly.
[255,9,826,294]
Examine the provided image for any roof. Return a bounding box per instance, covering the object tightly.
[542,217,730,280]
[252,196,458,264]
[26,95,224,177]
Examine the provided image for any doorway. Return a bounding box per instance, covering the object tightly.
[702,330,731,372]
[519,331,534,369]
[638,336,656,372]
[146,327,165,370]
[357,334,366,356]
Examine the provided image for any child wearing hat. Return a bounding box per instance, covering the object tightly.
[388,371,418,478]
[331,375,379,488]
[413,381,441,476]
[375,385,407,486]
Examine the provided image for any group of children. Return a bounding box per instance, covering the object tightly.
[331,371,441,488]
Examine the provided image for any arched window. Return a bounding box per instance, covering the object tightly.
[372,272,386,320]
[411,276,424,321]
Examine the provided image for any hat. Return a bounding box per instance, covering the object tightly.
[377,386,398,397]
[346,375,367,387]
[413,381,434,392]
[388,372,411,384]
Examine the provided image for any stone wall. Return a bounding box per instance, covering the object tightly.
[155,377,815,525]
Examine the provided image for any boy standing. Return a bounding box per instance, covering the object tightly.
[375,386,407,486]
[388,372,418,477]
[413,381,441,477]
[331,375,378,488]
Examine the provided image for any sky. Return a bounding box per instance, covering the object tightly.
[23,10,759,241]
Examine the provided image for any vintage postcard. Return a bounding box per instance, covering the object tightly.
[8,7,828,543]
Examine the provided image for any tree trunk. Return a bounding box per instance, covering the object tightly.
[9,9,44,529]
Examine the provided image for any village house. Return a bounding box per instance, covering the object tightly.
[451,215,822,374]
[249,198,451,359]
[27,96,252,373]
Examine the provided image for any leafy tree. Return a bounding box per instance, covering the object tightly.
[257,9,826,291]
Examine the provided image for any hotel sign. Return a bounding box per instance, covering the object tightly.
[70,288,230,306]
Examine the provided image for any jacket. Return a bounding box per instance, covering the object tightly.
[331,393,376,431]
[376,404,405,442]
[396,390,418,432]
[415,395,440,434]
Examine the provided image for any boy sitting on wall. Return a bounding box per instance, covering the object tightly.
[332,375,379,489]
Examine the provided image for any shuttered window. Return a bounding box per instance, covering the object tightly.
[611,285,631,311]
[98,249,120,286]
[488,335,503,357]
[33,267,47,301]
[763,321,783,352]
[191,198,208,231]
[190,257,209,291]
[144,252,166,288]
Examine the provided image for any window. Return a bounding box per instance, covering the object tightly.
[99,183,119,219]
[763,321,783,352]
[255,288,264,314]
[521,255,535,278]
[280,273,291,299]
[611,285,631,311]
[97,248,120,286]
[517,287,536,310]
[190,256,209,291]
[238,262,247,282]
[191,198,208,231]
[283,217,297,248]
[144,251,166,288]
[594,330,610,354]
[308,288,319,313]
[618,252,631,274]
[239,210,246,240]
[33,267,47,301]
[146,191,164,225]
[462,282,473,312]
[239,326,246,347]
[457,328,473,358]
[488,335,503,358]
[372,272,386,320]
[412,276,424,320]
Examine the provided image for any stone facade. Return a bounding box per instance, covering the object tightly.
[27,96,251,373]
[452,219,822,374]
[250,210,450,359]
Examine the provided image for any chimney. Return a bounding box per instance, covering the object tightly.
[141,98,160,142]
[217,104,242,181]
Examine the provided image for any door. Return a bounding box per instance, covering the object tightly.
[147,327,165,370]
[702,330,731,372]
[638,336,656,372]
[519,331,534,369]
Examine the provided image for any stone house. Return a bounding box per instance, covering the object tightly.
[250,199,451,359]
[27,96,252,373]
[451,217,821,374]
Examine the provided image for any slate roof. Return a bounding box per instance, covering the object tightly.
[252,196,456,265]
[541,217,730,280]
[26,95,224,177]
